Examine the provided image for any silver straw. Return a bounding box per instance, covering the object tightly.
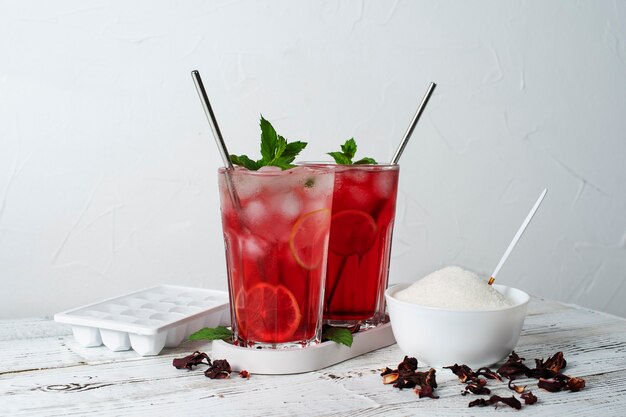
[191,70,234,170]
[191,70,241,208]
[391,82,437,164]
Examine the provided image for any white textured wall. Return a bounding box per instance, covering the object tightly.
[1,0,625,318]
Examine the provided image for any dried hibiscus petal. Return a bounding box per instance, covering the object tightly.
[468,398,490,407]
[566,377,586,392]
[538,373,586,393]
[526,351,567,379]
[382,373,399,385]
[469,395,522,410]
[415,384,439,399]
[521,391,538,405]
[476,367,502,381]
[444,364,475,383]
[508,379,526,393]
[239,370,250,379]
[398,356,418,373]
[394,377,416,389]
[172,351,211,370]
[537,377,565,392]
[464,380,491,395]
[380,367,395,377]
[416,367,438,389]
[528,365,557,379]
[381,357,438,399]
[205,359,232,379]
[543,351,567,374]
[494,395,522,410]
[499,350,585,394]
[497,351,531,379]
[445,363,501,388]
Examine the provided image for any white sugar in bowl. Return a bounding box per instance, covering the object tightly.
[385,283,529,368]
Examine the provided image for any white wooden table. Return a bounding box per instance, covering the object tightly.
[1,297,625,416]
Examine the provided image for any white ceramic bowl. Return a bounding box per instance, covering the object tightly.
[385,283,529,368]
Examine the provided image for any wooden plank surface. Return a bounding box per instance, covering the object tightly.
[1,298,625,416]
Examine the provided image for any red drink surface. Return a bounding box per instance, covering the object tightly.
[323,165,399,325]
[218,167,334,346]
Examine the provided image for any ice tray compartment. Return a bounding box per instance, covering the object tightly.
[101,329,131,351]
[54,285,229,356]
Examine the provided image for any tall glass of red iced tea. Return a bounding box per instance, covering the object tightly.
[323,164,400,329]
[218,166,334,348]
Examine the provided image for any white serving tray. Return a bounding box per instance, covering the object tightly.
[54,285,229,356]
[212,322,396,374]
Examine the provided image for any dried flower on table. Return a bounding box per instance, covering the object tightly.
[172,351,211,370]
[381,356,438,399]
[415,384,439,399]
[537,374,585,393]
[445,363,502,396]
[239,370,250,379]
[523,351,567,379]
[441,350,583,408]
[567,376,586,392]
[380,367,395,376]
[467,398,490,407]
[537,377,564,392]
[497,351,531,379]
[397,356,418,373]
[508,379,526,393]
[468,394,522,410]
[476,367,502,381]
[445,363,500,384]
[443,364,475,383]
[205,359,232,379]
[521,391,538,405]
[382,373,399,385]
[542,351,567,374]
[463,379,491,396]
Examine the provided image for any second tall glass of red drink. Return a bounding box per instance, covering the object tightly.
[323,164,400,329]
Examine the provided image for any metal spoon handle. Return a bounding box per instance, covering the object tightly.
[191,70,233,169]
[488,188,548,285]
[391,82,437,164]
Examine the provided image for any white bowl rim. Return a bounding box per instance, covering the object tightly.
[386,283,530,314]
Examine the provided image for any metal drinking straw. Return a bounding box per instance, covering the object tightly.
[191,70,240,207]
[391,82,437,164]
[191,70,234,170]
[488,188,548,285]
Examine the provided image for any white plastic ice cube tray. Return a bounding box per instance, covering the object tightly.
[54,285,229,356]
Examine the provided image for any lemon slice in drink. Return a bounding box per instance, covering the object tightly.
[328,209,377,256]
[235,283,302,343]
[289,208,331,270]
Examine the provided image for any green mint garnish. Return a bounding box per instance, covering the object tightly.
[188,325,233,341]
[230,116,308,170]
[188,324,353,347]
[322,325,354,347]
[327,138,377,165]
[230,155,261,170]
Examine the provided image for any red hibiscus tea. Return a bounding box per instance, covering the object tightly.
[323,164,400,328]
[218,166,334,347]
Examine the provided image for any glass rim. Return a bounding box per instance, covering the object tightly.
[217,165,335,176]
[297,161,400,171]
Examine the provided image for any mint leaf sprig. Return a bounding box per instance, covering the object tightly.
[322,325,354,347]
[230,116,307,170]
[188,325,233,341]
[188,324,354,348]
[327,138,377,165]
